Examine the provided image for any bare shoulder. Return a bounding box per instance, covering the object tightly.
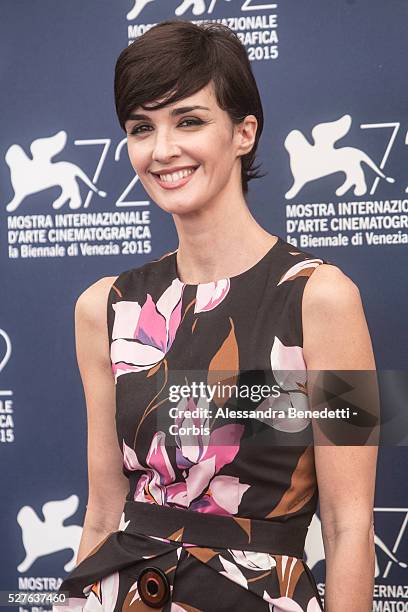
[302,263,375,370]
[302,263,361,313]
[74,276,119,372]
[75,275,119,330]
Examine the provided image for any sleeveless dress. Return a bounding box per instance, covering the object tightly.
[55,235,336,612]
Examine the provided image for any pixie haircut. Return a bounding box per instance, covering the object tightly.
[114,19,266,195]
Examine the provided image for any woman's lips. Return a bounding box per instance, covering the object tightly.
[152,166,199,190]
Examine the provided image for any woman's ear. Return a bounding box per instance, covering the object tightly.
[236,115,258,156]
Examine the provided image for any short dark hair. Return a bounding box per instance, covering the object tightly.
[114,19,266,195]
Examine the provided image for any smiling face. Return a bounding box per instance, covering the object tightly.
[124,81,257,216]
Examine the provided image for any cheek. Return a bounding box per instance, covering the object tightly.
[209,138,234,168]
[126,142,136,166]
[126,141,144,170]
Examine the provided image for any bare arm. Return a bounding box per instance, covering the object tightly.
[73,275,129,566]
[302,264,378,612]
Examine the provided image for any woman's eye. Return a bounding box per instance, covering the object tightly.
[130,125,149,135]
[181,119,204,128]
[130,118,203,135]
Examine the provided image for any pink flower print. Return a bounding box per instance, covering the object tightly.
[123,438,144,471]
[80,572,120,611]
[254,336,310,434]
[182,424,249,511]
[170,397,248,511]
[262,556,323,610]
[270,335,307,377]
[122,405,249,513]
[263,593,322,611]
[277,259,324,286]
[228,549,277,571]
[173,419,249,514]
[118,512,130,532]
[110,278,184,382]
[218,555,249,589]
[123,434,176,505]
[194,279,230,313]
[173,396,244,472]
[192,474,250,515]
[173,395,212,465]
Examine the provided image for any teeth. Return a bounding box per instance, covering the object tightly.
[159,168,196,182]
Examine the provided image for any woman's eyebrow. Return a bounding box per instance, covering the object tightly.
[127,105,210,121]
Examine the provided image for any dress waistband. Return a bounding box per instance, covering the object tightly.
[123,500,308,559]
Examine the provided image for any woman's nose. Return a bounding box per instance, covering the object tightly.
[151,129,180,161]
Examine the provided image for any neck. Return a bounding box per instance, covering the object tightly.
[172,193,278,285]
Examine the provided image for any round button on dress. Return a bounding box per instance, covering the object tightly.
[137,566,170,608]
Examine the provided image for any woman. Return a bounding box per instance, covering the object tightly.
[55,20,378,612]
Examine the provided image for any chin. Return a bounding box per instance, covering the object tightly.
[156,197,205,215]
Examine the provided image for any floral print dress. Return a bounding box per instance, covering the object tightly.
[55,235,334,612]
